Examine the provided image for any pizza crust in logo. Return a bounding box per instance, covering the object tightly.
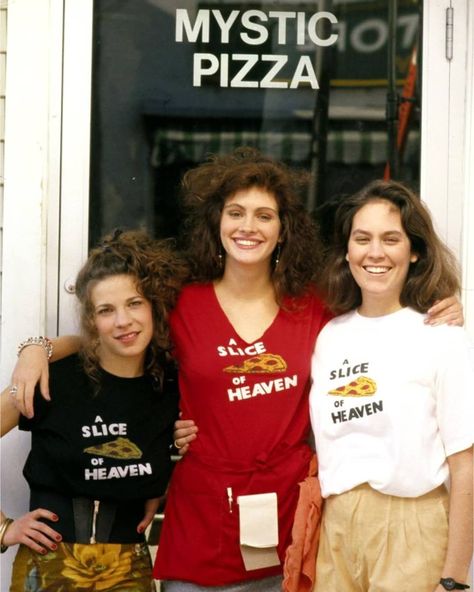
[223,353,287,374]
[84,437,143,460]
[328,376,377,397]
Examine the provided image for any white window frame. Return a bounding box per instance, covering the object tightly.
[420,0,468,256]
[54,0,474,336]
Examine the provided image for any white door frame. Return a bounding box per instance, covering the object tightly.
[55,0,93,335]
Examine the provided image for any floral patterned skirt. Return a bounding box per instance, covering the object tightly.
[10,541,156,592]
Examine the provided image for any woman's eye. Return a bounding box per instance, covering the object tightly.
[129,300,143,308]
[97,307,112,316]
[354,238,369,244]
[228,210,242,218]
[258,214,272,221]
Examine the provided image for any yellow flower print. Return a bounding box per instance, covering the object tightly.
[62,543,133,591]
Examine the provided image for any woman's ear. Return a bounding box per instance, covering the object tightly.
[345,253,349,262]
[410,253,418,263]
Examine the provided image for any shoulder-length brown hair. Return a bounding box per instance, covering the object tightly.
[179,147,323,302]
[74,229,188,388]
[320,180,460,314]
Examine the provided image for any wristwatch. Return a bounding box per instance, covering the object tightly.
[439,578,470,590]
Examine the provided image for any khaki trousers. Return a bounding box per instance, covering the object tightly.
[313,483,448,592]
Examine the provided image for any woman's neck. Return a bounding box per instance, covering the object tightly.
[97,349,145,378]
[217,262,275,301]
[214,262,279,343]
[357,295,403,318]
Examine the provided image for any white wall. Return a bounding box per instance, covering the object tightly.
[462,0,474,335]
[0,1,63,586]
[0,2,7,351]
[421,0,474,340]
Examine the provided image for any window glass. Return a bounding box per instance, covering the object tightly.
[89,0,421,245]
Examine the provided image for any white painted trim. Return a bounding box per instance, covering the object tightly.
[445,0,469,259]
[45,1,65,337]
[462,0,474,341]
[421,0,469,261]
[0,1,64,587]
[57,0,93,334]
[420,0,451,240]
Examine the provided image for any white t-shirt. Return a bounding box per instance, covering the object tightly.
[309,307,474,498]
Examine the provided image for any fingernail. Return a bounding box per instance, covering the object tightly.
[41,549,47,555]
[52,514,58,521]
[51,544,57,550]
[137,527,143,533]
[55,535,62,541]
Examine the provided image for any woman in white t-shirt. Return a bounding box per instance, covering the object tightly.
[310,179,473,592]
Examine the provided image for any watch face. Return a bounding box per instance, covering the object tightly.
[441,578,456,590]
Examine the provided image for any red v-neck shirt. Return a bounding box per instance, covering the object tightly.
[154,283,331,585]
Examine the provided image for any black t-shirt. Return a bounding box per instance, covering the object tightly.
[19,354,179,502]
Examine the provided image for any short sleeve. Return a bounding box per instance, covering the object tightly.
[434,327,474,456]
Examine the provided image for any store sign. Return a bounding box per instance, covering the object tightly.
[173,4,419,89]
[175,8,338,89]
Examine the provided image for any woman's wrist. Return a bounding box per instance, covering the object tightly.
[0,517,14,553]
[17,336,53,360]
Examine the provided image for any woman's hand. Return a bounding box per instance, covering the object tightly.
[173,419,198,456]
[137,498,162,534]
[2,509,61,554]
[10,346,50,419]
[426,296,464,326]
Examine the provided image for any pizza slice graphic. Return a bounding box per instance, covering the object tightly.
[83,437,143,460]
[328,376,377,397]
[223,353,287,374]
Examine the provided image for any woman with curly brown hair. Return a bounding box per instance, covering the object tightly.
[0,230,187,591]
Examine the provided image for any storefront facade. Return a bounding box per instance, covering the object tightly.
[1,0,473,586]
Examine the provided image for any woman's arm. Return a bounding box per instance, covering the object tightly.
[435,446,473,591]
[11,335,81,418]
[426,296,464,326]
[0,389,62,553]
[1,386,21,436]
[136,497,163,534]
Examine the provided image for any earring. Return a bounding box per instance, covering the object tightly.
[217,246,224,268]
[274,244,281,268]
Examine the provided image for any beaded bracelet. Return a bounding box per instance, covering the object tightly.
[0,518,13,553]
[17,336,53,360]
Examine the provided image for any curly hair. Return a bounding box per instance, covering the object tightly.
[319,180,460,314]
[179,147,323,302]
[74,229,188,388]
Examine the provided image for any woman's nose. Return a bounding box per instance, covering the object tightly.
[367,240,384,258]
[114,308,132,326]
[239,215,256,232]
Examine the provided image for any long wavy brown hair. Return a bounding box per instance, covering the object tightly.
[74,230,188,388]
[319,180,460,314]
[179,147,323,303]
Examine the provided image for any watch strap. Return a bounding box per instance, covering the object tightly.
[439,578,470,590]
